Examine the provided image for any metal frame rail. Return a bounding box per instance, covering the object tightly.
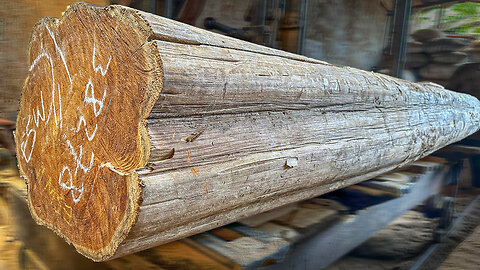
[272,166,448,269]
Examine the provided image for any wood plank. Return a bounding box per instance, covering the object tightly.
[255,222,300,242]
[358,180,411,196]
[405,161,442,174]
[374,172,416,183]
[239,203,299,227]
[133,239,239,270]
[346,185,397,197]
[190,227,289,268]
[274,199,345,229]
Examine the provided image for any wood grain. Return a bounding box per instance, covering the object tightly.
[15,2,480,261]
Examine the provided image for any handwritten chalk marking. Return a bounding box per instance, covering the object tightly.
[23,43,58,163]
[32,90,46,128]
[58,166,84,204]
[66,139,94,176]
[44,178,73,225]
[23,28,113,206]
[63,202,72,217]
[84,78,106,117]
[20,116,36,163]
[28,47,54,112]
[58,85,63,128]
[92,42,112,76]
[76,115,98,141]
[29,52,49,72]
[45,87,56,126]
[45,24,72,84]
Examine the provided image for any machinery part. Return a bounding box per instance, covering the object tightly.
[434,196,455,242]
[204,17,253,41]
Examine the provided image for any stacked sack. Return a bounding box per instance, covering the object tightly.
[406,29,473,86]
[465,41,480,62]
[447,41,480,141]
[447,41,480,99]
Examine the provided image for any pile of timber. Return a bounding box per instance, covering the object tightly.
[15,3,480,261]
[406,29,473,85]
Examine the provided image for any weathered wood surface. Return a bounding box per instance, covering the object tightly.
[15,2,480,261]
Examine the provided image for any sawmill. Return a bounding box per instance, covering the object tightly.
[1,0,480,269]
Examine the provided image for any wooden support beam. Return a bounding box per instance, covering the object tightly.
[14,3,480,261]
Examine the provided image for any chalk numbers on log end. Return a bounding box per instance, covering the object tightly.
[15,3,156,257]
[22,26,109,208]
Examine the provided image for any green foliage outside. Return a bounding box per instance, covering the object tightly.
[414,2,480,38]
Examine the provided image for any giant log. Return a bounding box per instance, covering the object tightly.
[15,2,480,261]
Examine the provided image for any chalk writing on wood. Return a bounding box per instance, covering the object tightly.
[20,28,112,219]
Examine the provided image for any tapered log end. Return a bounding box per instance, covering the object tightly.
[15,2,162,261]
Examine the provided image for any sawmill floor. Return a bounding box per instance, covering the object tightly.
[0,166,479,270]
[0,225,21,270]
[327,146,480,270]
[439,225,480,270]
[327,185,480,270]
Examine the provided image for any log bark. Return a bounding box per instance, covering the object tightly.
[15,2,480,261]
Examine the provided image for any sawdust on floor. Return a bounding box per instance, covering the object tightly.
[439,225,480,270]
[0,225,21,270]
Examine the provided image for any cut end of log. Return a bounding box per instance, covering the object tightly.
[15,2,162,260]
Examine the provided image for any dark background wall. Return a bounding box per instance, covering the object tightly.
[0,0,391,120]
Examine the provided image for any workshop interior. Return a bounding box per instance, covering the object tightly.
[1,0,480,269]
